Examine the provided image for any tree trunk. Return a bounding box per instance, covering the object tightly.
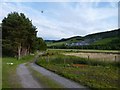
[21,47,27,56]
[24,48,28,56]
[27,45,30,54]
[18,45,21,60]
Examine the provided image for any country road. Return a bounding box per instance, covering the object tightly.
[17,63,42,88]
[17,62,88,89]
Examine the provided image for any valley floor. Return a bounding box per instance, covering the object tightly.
[2,50,119,89]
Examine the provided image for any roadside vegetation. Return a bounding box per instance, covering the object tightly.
[2,55,35,88]
[36,50,120,89]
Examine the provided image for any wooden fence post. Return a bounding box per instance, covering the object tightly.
[88,55,89,60]
[115,56,117,62]
[47,55,49,63]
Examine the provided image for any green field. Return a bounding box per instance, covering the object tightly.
[92,37,119,45]
[46,37,82,47]
[36,50,120,89]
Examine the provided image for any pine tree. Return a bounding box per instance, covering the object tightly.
[2,12,38,59]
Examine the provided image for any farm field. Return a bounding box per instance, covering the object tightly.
[48,49,120,53]
[36,49,120,89]
[63,52,119,62]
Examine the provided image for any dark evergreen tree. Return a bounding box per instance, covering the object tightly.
[2,12,46,59]
[36,37,47,51]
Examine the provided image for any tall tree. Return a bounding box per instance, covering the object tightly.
[2,12,38,59]
[36,37,47,51]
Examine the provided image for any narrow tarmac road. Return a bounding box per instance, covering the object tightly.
[17,63,42,88]
[17,62,88,89]
[30,63,87,88]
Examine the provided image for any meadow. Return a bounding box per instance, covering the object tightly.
[63,52,119,62]
[36,49,120,89]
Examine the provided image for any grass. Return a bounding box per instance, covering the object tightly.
[48,49,120,54]
[39,52,119,67]
[47,42,65,47]
[26,63,64,88]
[92,37,119,45]
[47,38,82,47]
[37,64,119,89]
[36,51,120,89]
[2,55,35,88]
[63,52,119,62]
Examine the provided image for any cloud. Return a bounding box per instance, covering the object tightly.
[0,2,118,40]
[1,0,120,2]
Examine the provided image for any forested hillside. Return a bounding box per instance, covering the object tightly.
[2,12,46,59]
[46,29,120,50]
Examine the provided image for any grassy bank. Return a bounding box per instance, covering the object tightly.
[2,55,35,88]
[26,63,64,88]
[36,51,120,89]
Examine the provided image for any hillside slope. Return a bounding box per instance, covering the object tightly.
[46,29,120,50]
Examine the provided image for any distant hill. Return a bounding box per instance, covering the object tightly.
[46,28,120,50]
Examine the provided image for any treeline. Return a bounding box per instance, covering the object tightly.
[48,44,120,50]
[2,12,46,59]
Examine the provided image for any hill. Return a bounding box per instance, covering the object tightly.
[46,29,120,50]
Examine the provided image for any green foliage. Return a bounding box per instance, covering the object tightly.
[37,53,119,67]
[2,12,46,58]
[36,37,47,51]
[92,37,120,45]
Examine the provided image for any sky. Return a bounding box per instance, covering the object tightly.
[0,0,119,40]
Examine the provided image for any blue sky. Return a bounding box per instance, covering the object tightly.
[0,0,119,40]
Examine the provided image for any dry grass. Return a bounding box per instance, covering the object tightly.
[72,64,88,68]
[63,52,120,62]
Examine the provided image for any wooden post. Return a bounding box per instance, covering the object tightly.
[115,56,117,62]
[47,55,49,63]
[88,55,89,60]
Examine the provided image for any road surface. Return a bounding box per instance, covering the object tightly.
[16,53,89,89]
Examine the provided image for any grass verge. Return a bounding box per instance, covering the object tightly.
[36,51,120,89]
[2,55,35,88]
[26,63,64,88]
